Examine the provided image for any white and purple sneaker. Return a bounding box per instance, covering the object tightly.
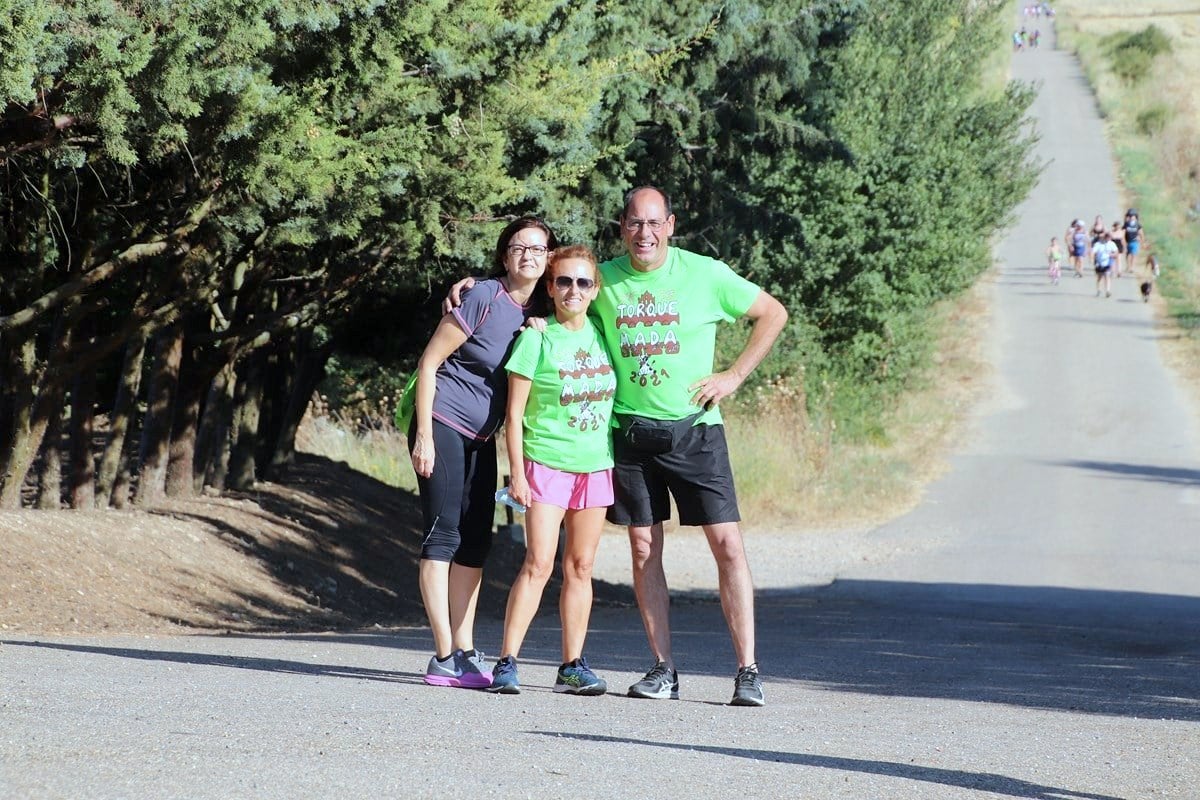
[423,649,493,688]
[457,649,493,689]
[423,653,462,687]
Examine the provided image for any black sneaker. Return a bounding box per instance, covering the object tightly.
[730,664,765,707]
[627,661,679,700]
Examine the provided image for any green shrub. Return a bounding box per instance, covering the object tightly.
[1102,25,1172,83]
[318,353,409,423]
[1136,105,1171,136]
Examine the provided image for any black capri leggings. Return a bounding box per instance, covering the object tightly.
[413,419,497,567]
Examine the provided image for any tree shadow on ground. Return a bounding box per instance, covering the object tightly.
[528,732,1125,800]
[1050,458,1200,487]
[146,452,633,631]
[627,579,1200,723]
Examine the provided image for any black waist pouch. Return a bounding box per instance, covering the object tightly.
[618,413,701,456]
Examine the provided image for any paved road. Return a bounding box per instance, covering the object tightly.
[4,17,1200,800]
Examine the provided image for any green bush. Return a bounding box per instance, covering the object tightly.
[318,354,409,424]
[1103,25,1172,83]
[1136,105,1171,135]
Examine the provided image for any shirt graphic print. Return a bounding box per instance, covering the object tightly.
[592,248,760,424]
[506,318,616,474]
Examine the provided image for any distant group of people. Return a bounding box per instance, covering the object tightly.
[1047,208,1158,300]
[403,186,788,707]
[1014,3,1053,51]
[1013,28,1041,51]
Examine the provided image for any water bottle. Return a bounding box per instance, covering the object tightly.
[495,486,527,513]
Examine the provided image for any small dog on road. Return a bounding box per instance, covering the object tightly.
[1140,255,1160,302]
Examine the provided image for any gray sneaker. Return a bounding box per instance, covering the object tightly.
[423,653,462,687]
[457,648,493,689]
[627,661,679,700]
[730,664,765,707]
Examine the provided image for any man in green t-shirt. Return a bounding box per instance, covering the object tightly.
[602,186,787,707]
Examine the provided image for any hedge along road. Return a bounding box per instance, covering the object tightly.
[3,20,1200,800]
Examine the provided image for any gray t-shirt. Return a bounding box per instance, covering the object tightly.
[433,279,532,440]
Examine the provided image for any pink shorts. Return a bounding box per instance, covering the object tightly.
[524,460,614,510]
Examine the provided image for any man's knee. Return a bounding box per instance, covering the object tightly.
[627,526,660,568]
[705,523,747,566]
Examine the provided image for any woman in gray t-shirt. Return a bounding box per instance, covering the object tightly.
[409,216,554,689]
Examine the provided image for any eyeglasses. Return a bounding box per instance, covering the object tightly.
[553,275,596,290]
[506,244,549,257]
[623,218,667,232]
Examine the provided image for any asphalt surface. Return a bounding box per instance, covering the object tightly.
[3,16,1199,800]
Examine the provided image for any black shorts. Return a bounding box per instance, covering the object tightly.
[607,421,740,528]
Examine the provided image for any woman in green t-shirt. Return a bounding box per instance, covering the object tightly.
[489,245,617,696]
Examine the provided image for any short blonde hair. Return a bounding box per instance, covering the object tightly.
[548,244,601,288]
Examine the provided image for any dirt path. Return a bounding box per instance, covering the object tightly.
[3,15,1199,800]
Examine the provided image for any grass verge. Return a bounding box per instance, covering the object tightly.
[1052,2,1200,427]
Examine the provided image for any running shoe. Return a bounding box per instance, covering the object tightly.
[458,648,493,689]
[627,661,679,700]
[730,664,765,707]
[554,657,607,696]
[423,653,462,687]
[487,655,521,694]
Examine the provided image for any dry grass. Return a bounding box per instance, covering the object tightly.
[297,413,418,493]
[1055,2,1200,196]
[724,281,993,530]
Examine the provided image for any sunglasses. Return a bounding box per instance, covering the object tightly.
[553,275,596,290]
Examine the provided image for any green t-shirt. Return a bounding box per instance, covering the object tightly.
[592,247,761,423]
[506,318,616,473]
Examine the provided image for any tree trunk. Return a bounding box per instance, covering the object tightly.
[96,332,147,507]
[109,408,141,510]
[7,378,68,510]
[196,362,235,493]
[0,311,76,509]
[165,335,209,498]
[0,335,38,508]
[35,400,66,510]
[0,339,12,457]
[255,346,285,478]
[135,325,184,506]
[265,332,332,481]
[228,350,265,491]
[68,319,98,509]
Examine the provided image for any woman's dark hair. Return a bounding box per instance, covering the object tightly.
[488,216,558,277]
[489,216,556,315]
